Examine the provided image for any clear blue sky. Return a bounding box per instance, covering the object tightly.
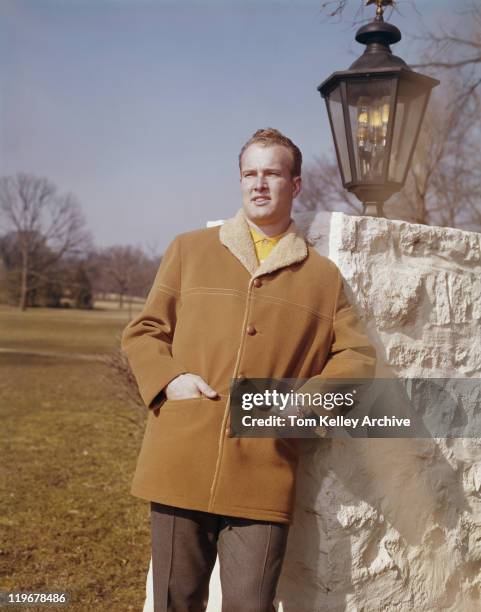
[0,0,461,253]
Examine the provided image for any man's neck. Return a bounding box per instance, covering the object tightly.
[245,217,292,238]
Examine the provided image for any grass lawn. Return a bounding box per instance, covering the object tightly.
[0,307,151,611]
[0,305,138,355]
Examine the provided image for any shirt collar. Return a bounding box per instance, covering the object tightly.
[248,224,291,245]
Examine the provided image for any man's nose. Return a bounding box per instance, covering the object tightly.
[254,174,268,190]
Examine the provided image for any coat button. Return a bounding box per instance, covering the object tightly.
[246,325,256,336]
[253,278,262,288]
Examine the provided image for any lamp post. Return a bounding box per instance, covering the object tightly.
[318,0,439,217]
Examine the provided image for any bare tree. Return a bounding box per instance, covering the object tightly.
[100,245,157,310]
[294,154,361,214]
[0,173,91,310]
[387,82,481,229]
[413,1,481,105]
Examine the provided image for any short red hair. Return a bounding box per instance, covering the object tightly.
[239,128,302,178]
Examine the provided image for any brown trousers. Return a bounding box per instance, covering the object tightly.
[150,502,289,612]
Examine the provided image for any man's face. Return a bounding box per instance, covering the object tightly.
[240,143,301,228]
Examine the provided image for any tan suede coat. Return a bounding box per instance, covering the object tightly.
[122,210,376,524]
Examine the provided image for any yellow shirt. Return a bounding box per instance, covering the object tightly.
[249,226,287,263]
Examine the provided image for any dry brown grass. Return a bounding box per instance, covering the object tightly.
[0,307,150,611]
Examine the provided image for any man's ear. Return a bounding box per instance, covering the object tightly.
[292,176,302,198]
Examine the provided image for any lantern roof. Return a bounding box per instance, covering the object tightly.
[317,8,439,98]
[318,67,439,98]
[351,19,406,71]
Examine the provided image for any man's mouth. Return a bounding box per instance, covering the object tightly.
[252,196,271,205]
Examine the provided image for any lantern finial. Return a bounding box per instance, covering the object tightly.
[365,0,395,20]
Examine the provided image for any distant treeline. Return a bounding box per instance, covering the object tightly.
[0,173,160,311]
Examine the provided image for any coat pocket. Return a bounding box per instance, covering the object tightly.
[160,396,208,411]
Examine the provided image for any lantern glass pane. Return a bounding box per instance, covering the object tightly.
[389,80,428,182]
[326,85,352,183]
[346,78,393,182]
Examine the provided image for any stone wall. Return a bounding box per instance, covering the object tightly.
[276,212,481,612]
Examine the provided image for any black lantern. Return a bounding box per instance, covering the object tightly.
[318,0,439,216]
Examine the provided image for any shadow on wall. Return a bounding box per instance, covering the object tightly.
[277,434,468,611]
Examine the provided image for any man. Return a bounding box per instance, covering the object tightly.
[122,128,376,611]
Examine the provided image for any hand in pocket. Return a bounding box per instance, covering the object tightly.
[165,373,218,400]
